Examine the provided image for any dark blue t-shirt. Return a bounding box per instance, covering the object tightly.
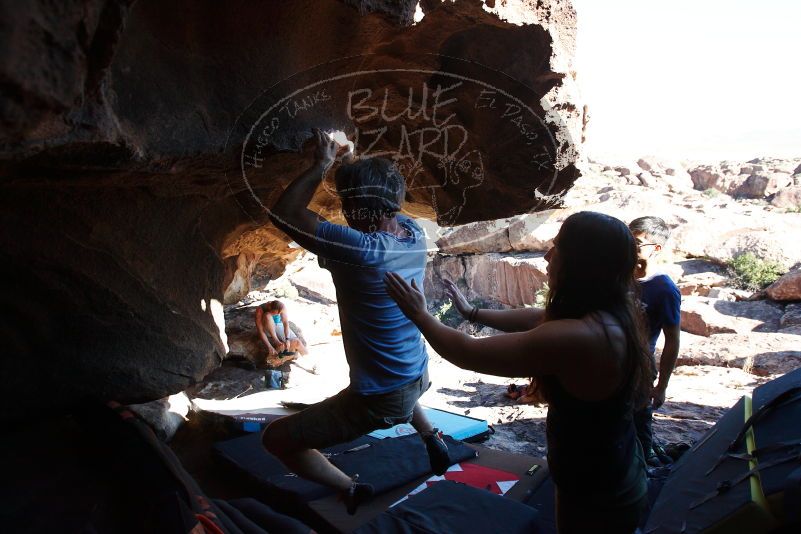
[639,274,681,354]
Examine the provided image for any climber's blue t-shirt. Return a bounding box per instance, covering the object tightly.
[315,214,428,394]
[639,273,681,354]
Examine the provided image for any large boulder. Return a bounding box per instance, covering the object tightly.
[732,173,793,199]
[677,271,728,297]
[680,297,784,337]
[679,332,801,376]
[671,214,801,271]
[614,165,633,176]
[739,163,766,175]
[766,269,801,301]
[0,0,585,419]
[426,252,548,307]
[686,163,782,196]
[674,259,728,278]
[688,158,798,198]
[770,186,801,209]
[781,303,801,329]
[436,219,513,255]
[688,165,728,191]
[634,157,693,191]
[433,207,560,256]
[508,210,562,252]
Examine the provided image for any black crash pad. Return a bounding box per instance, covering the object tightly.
[214,432,477,503]
[354,480,540,534]
[214,432,378,502]
[309,443,548,533]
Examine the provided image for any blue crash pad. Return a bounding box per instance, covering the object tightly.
[368,406,489,441]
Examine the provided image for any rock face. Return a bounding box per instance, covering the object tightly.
[128,392,191,442]
[670,213,801,271]
[679,332,801,376]
[771,186,801,209]
[766,269,801,301]
[688,158,801,200]
[426,252,548,307]
[434,209,561,255]
[781,303,801,329]
[680,297,784,337]
[0,0,584,419]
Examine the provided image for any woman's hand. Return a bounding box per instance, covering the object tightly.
[443,279,473,318]
[384,272,428,323]
[265,342,278,356]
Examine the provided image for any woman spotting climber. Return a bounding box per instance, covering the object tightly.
[254,300,308,357]
[385,211,653,533]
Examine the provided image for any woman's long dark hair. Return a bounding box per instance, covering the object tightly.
[544,211,653,406]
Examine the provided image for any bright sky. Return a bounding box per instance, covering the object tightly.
[572,0,801,162]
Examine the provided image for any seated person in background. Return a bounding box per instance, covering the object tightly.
[442,280,545,404]
[385,211,652,533]
[255,300,308,356]
[629,216,681,466]
[261,129,448,515]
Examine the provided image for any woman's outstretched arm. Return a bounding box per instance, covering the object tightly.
[385,272,586,378]
[443,279,544,332]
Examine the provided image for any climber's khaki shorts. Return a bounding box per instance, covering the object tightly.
[280,367,430,451]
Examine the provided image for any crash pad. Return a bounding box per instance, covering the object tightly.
[368,406,490,442]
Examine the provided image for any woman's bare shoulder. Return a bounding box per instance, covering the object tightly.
[581,312,628,357]
[526,318,601,357]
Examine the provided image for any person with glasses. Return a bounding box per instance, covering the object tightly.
[629,216,681,467]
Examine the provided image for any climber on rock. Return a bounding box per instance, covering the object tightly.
[261,128,449,515]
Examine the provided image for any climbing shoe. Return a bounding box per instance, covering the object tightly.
[423,429,451,476]
[653,443,673,465]
[644,447,663,468]
[343,475,374,515]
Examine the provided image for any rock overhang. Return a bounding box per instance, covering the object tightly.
[0,0,584,416]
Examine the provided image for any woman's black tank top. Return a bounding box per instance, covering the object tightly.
[541,345,643,502]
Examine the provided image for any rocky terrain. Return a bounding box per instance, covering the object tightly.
[175,155,801,458]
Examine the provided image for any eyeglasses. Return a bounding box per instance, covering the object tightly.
[636,242,659,251]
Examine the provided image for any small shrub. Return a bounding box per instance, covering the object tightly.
[786,205,801,214]
[703,188,721,198]
[431,300,464,328]
[534,282,549,308]
[727,253,784,291]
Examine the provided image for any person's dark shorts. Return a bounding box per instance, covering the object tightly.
[281,367,431,451]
